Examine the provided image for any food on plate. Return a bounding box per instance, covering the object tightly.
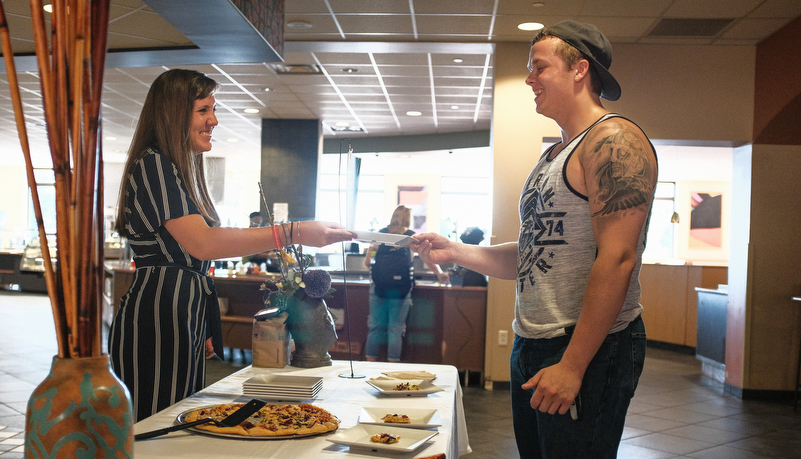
[381,413,411,423]
[394,382,420,391]
[183,403,339,437]
[370,433,401,444]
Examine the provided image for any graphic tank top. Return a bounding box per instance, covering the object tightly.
[513,114,652,339]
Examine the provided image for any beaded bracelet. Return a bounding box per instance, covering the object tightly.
[271,224,283,250]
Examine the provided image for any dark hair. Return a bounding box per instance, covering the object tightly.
[531,31,603,98]
[249,211,262,219]
[115,69,221,234]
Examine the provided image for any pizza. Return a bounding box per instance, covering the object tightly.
[394,382,420,391]
[381,413,411,423]
[182,403,339,437]
[370,433,401,444]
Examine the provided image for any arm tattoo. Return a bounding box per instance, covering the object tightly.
[590,130,655,217]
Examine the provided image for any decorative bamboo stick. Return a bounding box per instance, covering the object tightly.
[0,2,68,357]
[3,0,111,358]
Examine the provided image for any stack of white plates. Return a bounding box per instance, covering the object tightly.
[242,374,323,401]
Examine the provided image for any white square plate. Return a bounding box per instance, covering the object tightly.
[326,424,438,453]
[358,407,441,428]
[366,379,444,396]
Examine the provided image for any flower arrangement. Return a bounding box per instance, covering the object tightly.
[261,243,335,312]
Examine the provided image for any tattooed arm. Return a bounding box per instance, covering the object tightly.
[522,118,657,415]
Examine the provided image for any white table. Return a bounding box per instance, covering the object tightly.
[133,361,471,458]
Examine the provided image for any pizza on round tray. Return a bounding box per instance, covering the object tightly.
[182,403,339,437]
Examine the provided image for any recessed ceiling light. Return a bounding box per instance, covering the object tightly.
[342,68,358,73]
[532,2,545,7]
[287,21,312,29]
[335,122,350,127]
[43,4,52,13]
[453,58,463,63]
[244,108,260,114]
[227,138,239,143]
[406,111,422,117]
[263,87,272,92]
[451,106,459,110]
[518,22,544,31]
[105,136,117,141]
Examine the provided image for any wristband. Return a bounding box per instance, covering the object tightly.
[272,224,283,250]
[281,223,290,248]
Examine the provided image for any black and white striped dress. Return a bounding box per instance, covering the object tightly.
[109,148,223,422]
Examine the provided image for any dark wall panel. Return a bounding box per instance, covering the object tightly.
[260,119,320,222]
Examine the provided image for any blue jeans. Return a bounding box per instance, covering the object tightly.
[364,286,413,361]
[510,315,646,459]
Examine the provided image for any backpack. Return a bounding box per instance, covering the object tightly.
[371,243,414,299]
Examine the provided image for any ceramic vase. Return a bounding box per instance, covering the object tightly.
[285,295,338,368]
[25,355,133,458]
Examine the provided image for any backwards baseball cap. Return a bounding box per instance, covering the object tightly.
[543,20,621,101]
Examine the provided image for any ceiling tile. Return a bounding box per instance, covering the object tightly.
[721,18,791,40]
[580,0,675,17]
[415,15,494,36]
[336,15,414,35]
[749,0,801,18]
[664,0,765,18]
[413,0,496,15]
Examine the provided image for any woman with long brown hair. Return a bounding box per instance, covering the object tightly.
[109,69,354,421]
[363,205,448,362]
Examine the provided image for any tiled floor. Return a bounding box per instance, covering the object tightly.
[1,289,800,458]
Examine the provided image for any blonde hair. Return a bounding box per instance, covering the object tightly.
[386,205,411,234]
[115,69,220,234]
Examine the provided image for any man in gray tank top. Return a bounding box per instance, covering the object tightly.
[414,20,658,458]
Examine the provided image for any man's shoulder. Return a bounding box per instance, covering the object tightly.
[589,115,651,146]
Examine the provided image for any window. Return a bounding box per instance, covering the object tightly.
[440,176,492,242]
[643,182,677,260]
[27,169,57,240]
[317,167,384,231]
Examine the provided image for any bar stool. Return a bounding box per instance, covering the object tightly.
[793,296,801,412]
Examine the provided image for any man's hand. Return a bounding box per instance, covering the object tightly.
[411,233,457,266]
[521,361,582,415]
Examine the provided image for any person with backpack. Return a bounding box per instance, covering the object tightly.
[363,205,449,362]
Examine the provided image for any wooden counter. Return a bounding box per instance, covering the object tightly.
[105,264,487,375]
[639,263,728,348]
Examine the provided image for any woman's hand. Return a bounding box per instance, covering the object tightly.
[205,338,215,359]
[296,221,356,247]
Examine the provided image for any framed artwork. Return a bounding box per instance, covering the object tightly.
[397,185,428,231]
[676,181,730,262]
[689,192,722,249]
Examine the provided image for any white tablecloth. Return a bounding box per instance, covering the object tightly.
[133,361,471,458]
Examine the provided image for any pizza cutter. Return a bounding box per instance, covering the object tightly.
[134,399,267,440]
